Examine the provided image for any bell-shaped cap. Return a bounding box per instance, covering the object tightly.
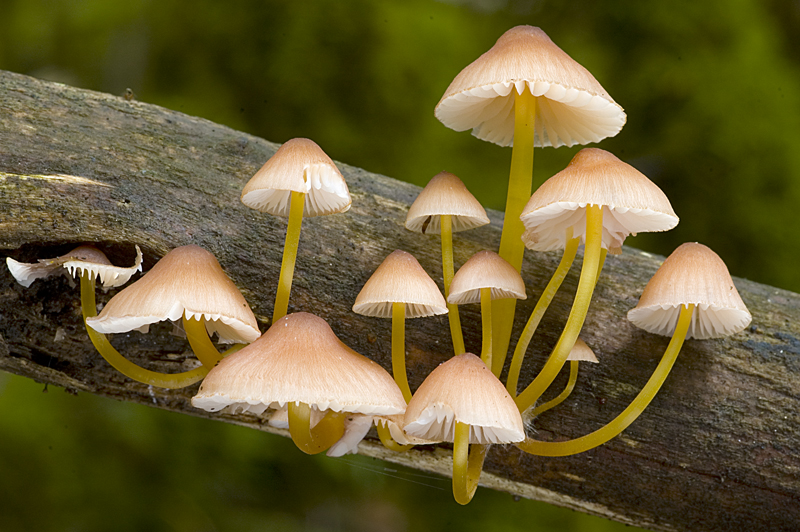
[191,312,407,417]
[405,172,490,234]
[627,243,752,339]
[6,245,143,289]
[352,250,448,318]
[241,138,351,217]
[404,353,524,444]
[447,250,526,304]
[568,338,598,363]
[85,245,260,344]
[435,25,625,148]
[520,148,678,253]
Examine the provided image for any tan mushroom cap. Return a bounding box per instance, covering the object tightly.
[85,245,260,344]
[6,245,143,289]
[191,312,407,417]
[352,250,448,318]
[241,137,351,217]
[627,243,752,340]
[435,25,626,148]
[520,148,679,253]
[404,353,525,444]
[568,338,598,363]
[447,250,527,305]
[405,172,490,234]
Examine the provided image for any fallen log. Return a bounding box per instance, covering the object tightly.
[1,69,798,531]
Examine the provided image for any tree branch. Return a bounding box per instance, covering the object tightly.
[1,70,798,531]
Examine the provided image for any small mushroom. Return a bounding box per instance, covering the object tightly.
[527,338,598,420]
[241,138,351,323]
[352,250,448,403]
[406,171,489,356]
[516,243,751,456]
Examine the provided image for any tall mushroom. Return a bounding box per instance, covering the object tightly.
[435,25,626,373]
[86,245,260,377]
[516,242,751,456]
[406,171,490,356]
[352,250,448,403]
[512,148,678,413]
[192,312,406,456]
[241,138,351,323]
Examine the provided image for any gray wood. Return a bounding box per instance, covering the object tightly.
[1,70,798,531]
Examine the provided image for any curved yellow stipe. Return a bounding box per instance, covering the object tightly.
[288,401,347,455]
[80,274,208,389]
[452,421,489,505]
[492,87,537,377]
[480,288,494,373]
[516,304,694,456]
[377,421,414,453]
[506,231,579,395]
[183,315,223,369]
[529,360,580,418]
[441,214,466,356]
[515,205,604,412]
[392,302,412,403]
[273,190,306,323]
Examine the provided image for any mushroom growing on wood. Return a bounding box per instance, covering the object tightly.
[435,25,626,374]
[527,338,598,420]
[86,245,260,378]
[241,138,351,323]
[405,171,489,356]
[516,242,751,456]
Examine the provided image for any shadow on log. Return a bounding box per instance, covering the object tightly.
[1,70,799,531]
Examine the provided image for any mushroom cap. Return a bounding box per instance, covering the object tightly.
[627,243,752,339]
[435,25,626,148]
[404,353,525,444]
[447,250,527,304]
[191,312,407,416]
[405,172,490,234]
[520,148,679,252]
[85,245,260,344]
[568,338,598,363]
[352,250,448,318]
[241,138,351,217]
[6,245,143,289]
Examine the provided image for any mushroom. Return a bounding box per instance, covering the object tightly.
[405,171,489,356]
[512,148,678,413]
[447,250,526,374]
[403,353,524,504]
[516,242,751,456]
[191,312,406,456]
[352,250,448,403]
[435,25,626,373]
[241,138,351,323]
[7,245,206,388]
[86,245,260,374]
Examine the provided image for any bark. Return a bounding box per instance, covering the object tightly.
[1,70,798,531]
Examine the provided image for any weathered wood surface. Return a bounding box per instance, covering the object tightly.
[1,70,798,531]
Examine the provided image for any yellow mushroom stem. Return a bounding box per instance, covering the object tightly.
[452,421,489,505]
[506,230,579,395]
[376,421,414,453]
[515,205,604,413]
[528,360,580,418]
[392,302,412,403]
[273,190,306,323]
[80,272,208,389]
[287,401,347,455]
[516,304,695,456]
[480,288,493,372]
[182,315,224,369]
[441,214,466,356]
[492,87,537,377]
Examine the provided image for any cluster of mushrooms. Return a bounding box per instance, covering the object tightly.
[6,26,753,505]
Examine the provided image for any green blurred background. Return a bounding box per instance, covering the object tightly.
[1,0,799,530]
